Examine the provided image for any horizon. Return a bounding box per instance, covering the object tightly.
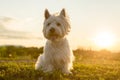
[0,44,117,53]
[0,0,120,52]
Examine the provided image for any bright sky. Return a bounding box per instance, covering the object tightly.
[0,0,120,52]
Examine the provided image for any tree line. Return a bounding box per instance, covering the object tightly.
[0,45,43,59]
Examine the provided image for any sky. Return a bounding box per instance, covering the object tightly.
[0,0,120,52]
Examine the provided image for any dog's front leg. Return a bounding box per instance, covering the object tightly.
[62,64,72,74]
[44,64,54,73]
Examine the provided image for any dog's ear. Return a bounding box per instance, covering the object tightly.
[45,9,50,19]
[60,8,66,17]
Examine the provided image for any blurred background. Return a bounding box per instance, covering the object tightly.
[0,0,120,52]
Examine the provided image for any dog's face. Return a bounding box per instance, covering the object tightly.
[43,9,71,41]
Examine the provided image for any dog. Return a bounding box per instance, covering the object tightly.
[35,9,74,74]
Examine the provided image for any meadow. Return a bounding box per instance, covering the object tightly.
[0,46,120,80]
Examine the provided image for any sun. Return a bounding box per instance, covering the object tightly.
[93,32,115,48]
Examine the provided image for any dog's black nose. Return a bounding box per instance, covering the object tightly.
[50,28,55,33]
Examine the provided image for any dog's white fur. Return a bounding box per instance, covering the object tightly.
[35,9,74,74]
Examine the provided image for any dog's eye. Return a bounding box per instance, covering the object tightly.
[47,23,51,26]
[56,22,61,26]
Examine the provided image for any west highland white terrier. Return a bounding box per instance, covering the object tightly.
[35,9,74,74]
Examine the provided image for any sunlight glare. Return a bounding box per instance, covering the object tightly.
[93,32,116,48]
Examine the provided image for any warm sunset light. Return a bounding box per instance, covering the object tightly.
[93,32,116,48]
[0,0,120,52]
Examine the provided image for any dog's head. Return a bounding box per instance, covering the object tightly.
[43,9,71,41]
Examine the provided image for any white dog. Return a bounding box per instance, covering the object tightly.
[35,9,74,74]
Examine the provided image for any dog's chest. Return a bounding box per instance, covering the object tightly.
[46,40,69,54]
[45,40,70,63]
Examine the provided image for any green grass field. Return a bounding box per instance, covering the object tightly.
[0,49,120,80]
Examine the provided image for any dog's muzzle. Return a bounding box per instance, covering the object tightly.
[48,28,59,41]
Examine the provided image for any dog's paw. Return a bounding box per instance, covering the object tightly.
[62,70,72,74]
[38,77,43,80]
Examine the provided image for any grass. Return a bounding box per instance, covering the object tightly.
[1,50,120,80]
